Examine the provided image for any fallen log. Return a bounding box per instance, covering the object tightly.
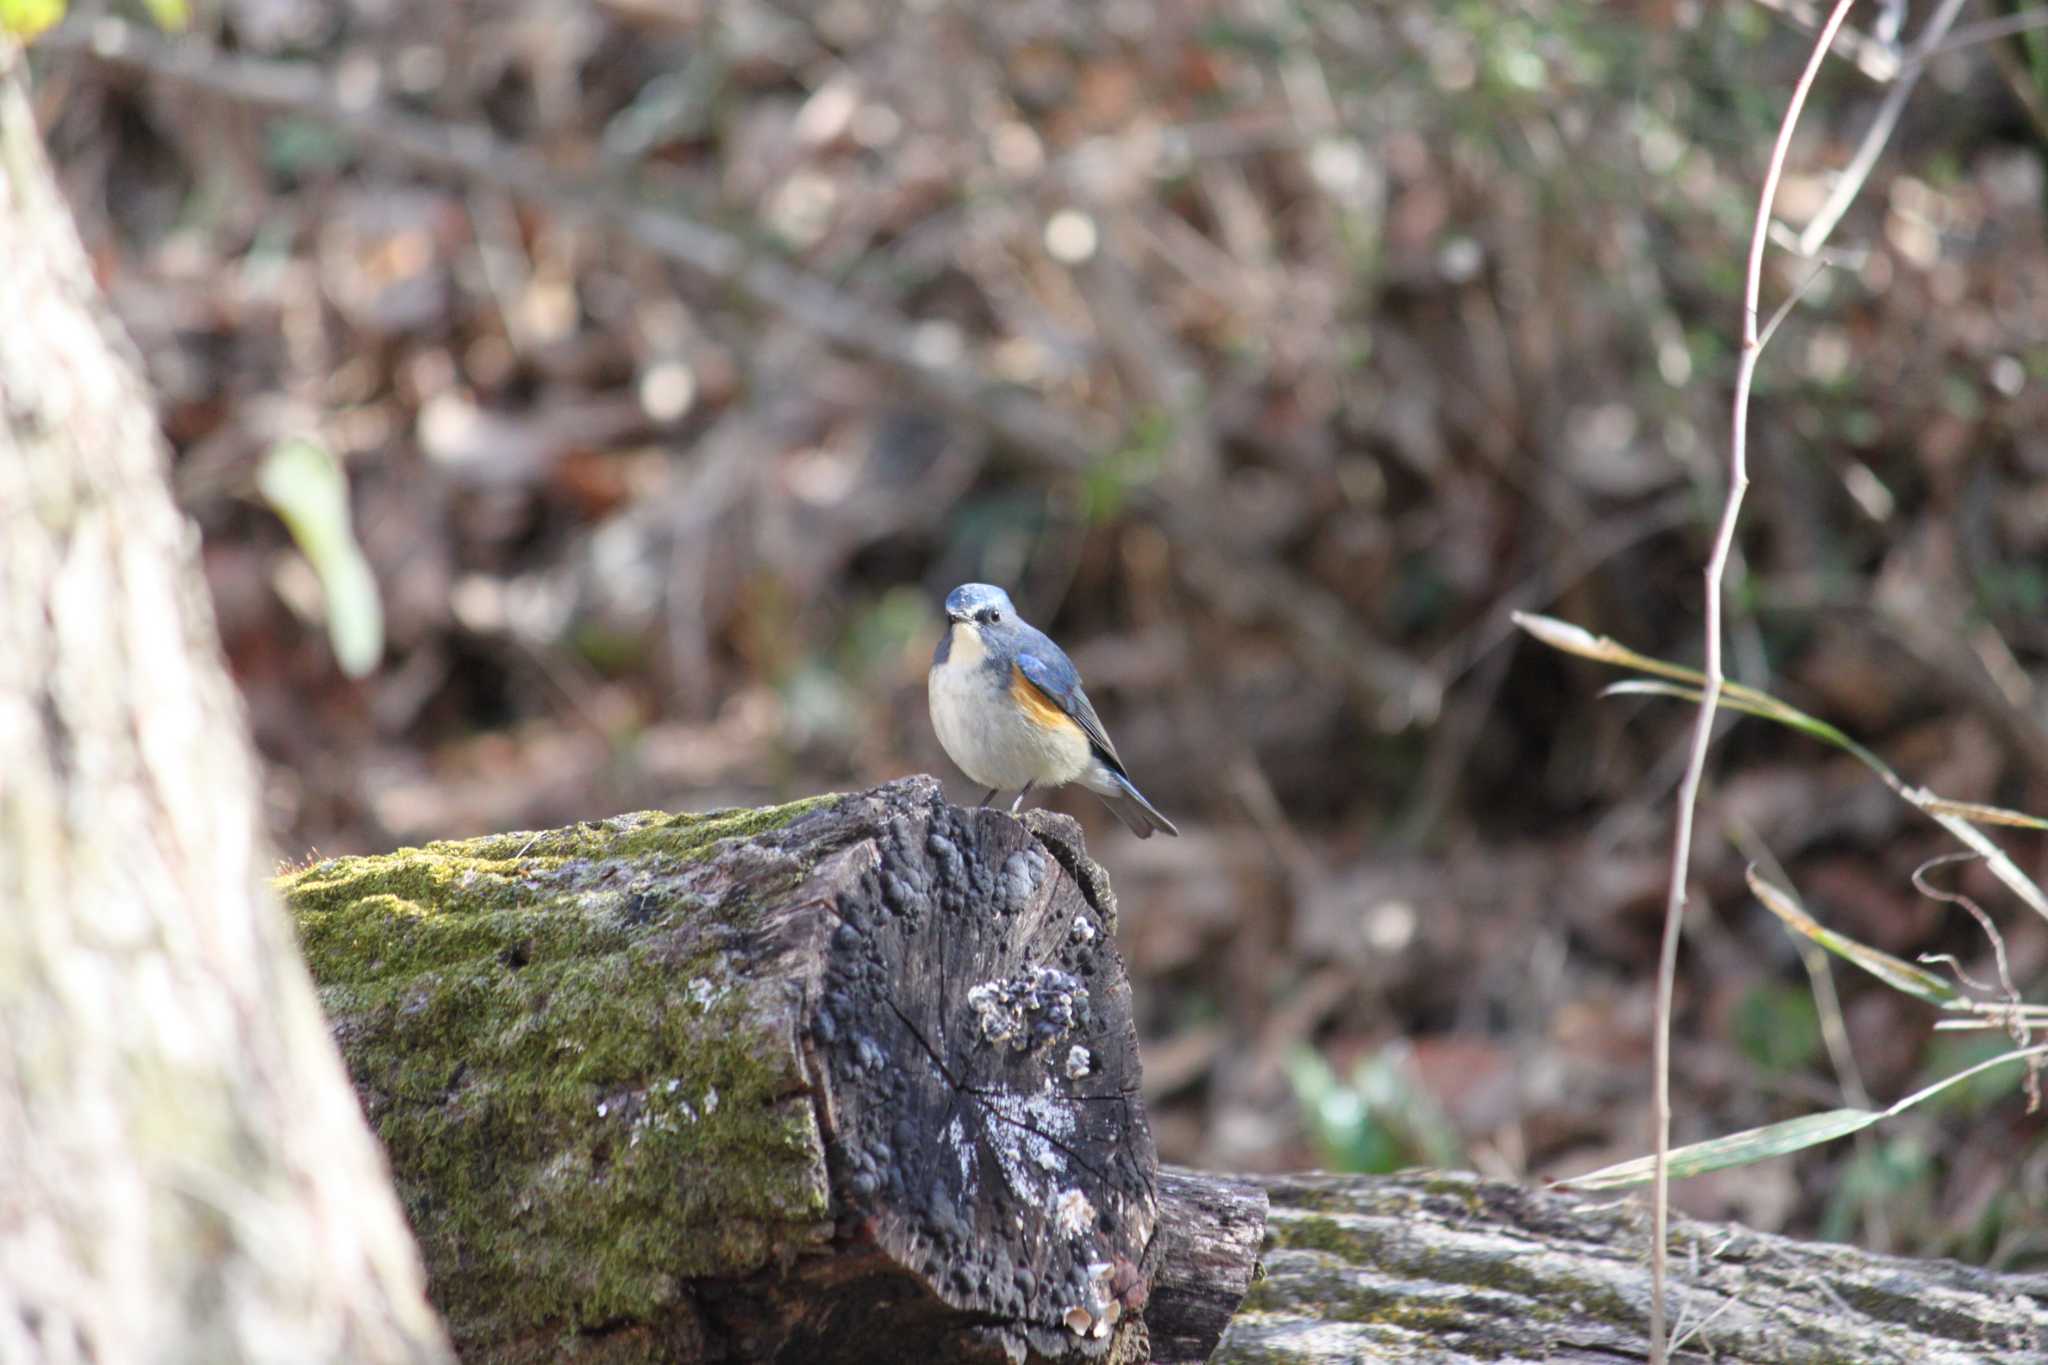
[1222,1171,2048,1363]
[283,775,1260,1363]
[284,778,2048,1363]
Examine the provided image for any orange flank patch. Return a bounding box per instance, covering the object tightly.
[1010,666,1080,735]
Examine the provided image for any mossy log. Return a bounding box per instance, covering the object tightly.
[1220,1172,2048,1363]
[283,778,2048,1364]
[283,776,1259,1363]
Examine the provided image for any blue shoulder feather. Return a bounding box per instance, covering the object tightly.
[1015,645,1124,771]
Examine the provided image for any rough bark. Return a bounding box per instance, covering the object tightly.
[0,35,448,1365]
[1144,1171,1268,1365]
[280,777,2048,1363]
[1222,1171,2048,1364]
[281,777,1250,1364]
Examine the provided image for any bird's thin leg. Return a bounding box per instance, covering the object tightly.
[979,787,1000,808]
[1009,782,1033,814]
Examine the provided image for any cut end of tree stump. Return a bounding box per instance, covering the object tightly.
[286,776,1261,1364]
[792,780,1159,1363]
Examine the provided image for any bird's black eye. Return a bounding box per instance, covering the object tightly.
[978,608,1000,625]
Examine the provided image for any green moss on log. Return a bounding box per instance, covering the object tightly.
[1234,1187,1650,1352]
[281,798,836,1347]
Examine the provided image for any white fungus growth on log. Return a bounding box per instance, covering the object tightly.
[1054,1188,1095,1239]
[966,966,1082,1052]
[1062,1262,1120,1339]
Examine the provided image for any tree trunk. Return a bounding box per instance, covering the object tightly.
[0,36,448,1365]
[1222,1171,2048,1364]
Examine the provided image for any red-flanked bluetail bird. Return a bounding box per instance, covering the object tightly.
[928,583,1178,838]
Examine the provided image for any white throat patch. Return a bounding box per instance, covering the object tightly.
[944,621,989,669]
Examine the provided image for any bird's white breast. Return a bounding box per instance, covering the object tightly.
[928,624,1090,792]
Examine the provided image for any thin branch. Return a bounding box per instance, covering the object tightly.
[1750,0,1902,79]
[1909,852,2043,1111]
[1755,250,1843,352]
[1935,7,2048,60]
[1651,4,1860,1361]
[1794,0,1970,256]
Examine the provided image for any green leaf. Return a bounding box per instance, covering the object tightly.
[1922,797,2048,832]
[1884,1041,2048,1117]
[1521,614,2048,929]
[1286,1048,1397,1174]
[1600,679,1884,767]
[257,438,384,678]
[1917,1036,2033,1116]
[1746,870,1965,1007]
[1561,1108,1881,1190]
[1081,407,1172,524]
[1561,1041,2048,1192]
[1820,1135,1932,1243]
[1286,1044,1463,1174]
[1,0,66,40]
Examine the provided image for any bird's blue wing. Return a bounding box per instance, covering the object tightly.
[1016,648,1124,771]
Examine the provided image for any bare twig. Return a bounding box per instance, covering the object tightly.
[1794,0,1970,256]
[1652,4,1860,1360]
[1935,7,2048,61]
[1912,852,2022,1009]
[1755,250,1846,351]
[1750,0,1902,79]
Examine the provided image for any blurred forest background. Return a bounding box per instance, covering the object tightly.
[29,0,2048,1267]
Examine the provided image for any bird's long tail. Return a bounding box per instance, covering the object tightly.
[1095,769,1179,839]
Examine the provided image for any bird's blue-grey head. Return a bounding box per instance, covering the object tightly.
[943,583,1017,626]
[936,583,1020,667]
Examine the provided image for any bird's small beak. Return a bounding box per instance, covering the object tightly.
[945,608,971,625]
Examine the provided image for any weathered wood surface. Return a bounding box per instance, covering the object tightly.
[0,35,449,1365]
[1144,1171,1269,1365]
[284,776,1255,1363]
[285,777,2048,1364]
[1221,1171,2048,1364]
